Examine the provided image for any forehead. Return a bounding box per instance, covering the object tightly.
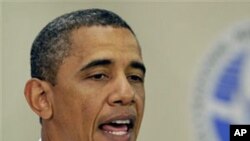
[69,26,141,57]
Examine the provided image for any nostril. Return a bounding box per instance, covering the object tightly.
[113,100,123,104]
[112,99,135,106]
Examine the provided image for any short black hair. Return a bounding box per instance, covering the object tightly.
[31,8,135,85]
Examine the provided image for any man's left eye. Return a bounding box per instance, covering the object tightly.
[128,75,144,83]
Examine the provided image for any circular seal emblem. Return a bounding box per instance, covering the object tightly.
[192,21,250,141]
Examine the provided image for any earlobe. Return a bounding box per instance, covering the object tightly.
[24,78,53,120]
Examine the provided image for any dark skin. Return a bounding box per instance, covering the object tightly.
[25,26,146,141]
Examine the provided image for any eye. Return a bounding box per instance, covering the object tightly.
[128,75,144,83]
[88,73,109,81]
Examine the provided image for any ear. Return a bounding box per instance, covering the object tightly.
[24,78,53,120]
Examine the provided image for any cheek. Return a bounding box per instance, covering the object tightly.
[135,87,145,105]
[80,96,103,120]
[77,87,108,125]
[53,85,103,128]
[135,88,145,117]
[52,85,108,140]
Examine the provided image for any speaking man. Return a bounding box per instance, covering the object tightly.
[24,8,146,141]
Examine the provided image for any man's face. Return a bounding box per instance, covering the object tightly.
[49,26,145,141]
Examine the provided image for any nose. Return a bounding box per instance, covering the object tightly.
[108,74,135,106]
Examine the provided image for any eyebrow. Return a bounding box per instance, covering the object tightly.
[79,59,146,74]
[130,61,146,74]
[80,59,112,72]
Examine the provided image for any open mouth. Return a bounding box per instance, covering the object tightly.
[99,118,135,136]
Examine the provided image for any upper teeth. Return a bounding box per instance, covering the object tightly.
[111,120,130,124]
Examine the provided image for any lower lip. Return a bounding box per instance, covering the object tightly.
[100,129,132,141]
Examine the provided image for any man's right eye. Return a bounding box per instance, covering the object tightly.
[88,73,109,81]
